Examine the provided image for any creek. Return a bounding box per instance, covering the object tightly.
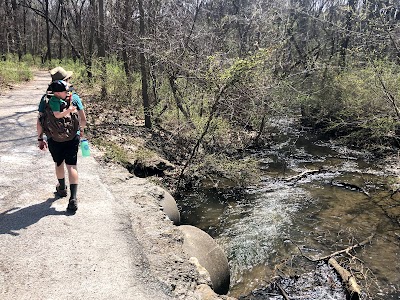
[176,120,400,299]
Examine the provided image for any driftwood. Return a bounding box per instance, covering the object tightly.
[285,169,370,197]
[284,168,329,183]
[276,282,290,300]
[390,187,400,198]
[296,233,374,299]
[330,180,370,197]
[328,257,361,299]
[308,233,374,261]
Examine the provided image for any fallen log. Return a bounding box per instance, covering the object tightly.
[330,180,370,197]
[311,233,374,261]
[284,167,329,183]
[295,234,374,300]
[276,282,290,300]
[390,187,400,198]
[328,257,360,300]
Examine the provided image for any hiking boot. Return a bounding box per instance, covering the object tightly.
[67,198,78,212]
[56,184,68,197]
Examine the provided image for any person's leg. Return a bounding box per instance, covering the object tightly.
[65,136,80,211]
[55,162,65,178]
[48,139,67,196]
[66,164,78,184]
[66,164,78,199]
[66,164,78,211]
[55,162,67,196]
[55,162,66,187]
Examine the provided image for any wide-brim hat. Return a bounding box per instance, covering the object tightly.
[50,66,73,81]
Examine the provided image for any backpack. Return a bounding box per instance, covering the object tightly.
[39,95,80,142]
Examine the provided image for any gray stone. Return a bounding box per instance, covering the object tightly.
[149,186,181,225]
[178,225,230,295]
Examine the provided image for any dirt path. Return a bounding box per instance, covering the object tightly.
[0,71,202,300]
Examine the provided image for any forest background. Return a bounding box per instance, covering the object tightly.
[2,0,400,191]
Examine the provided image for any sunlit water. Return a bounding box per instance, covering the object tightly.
[177,126,400,299]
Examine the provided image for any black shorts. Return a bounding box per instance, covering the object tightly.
[48,135,80,166]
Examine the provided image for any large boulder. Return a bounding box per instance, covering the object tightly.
[178,225,230,295]
[148,186,180,225]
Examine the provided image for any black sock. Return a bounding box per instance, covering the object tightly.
[70,184,78,199]
[58,178,66,190]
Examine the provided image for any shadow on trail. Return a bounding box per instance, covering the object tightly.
[0,197,68,236]
[0,109,38,146]
[0,108,37,125]
[0,134,36,145]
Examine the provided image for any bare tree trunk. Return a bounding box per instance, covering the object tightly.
[340,0,355,68]
[45,0,51,61]
[2,0,10,57]
[149,58,158,105]
[146,1,160,106]
[168,73,195,128]
[58,0,63,60]
[138,0,151,129]
[11,0,22,59]
[178,84,228,181]
[87,0,96,79]
[98,0,106,94]
[22,0,27,54]
[121,0,131,79]
[253,113,266,146]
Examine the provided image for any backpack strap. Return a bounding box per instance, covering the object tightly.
[40,94,52,108]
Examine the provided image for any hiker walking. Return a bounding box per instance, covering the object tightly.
[36,67,87,212]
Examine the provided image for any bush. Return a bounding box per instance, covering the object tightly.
[0,58,32,88]
[189,153,260,189]
[296,61,400,152]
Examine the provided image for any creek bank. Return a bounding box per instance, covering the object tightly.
[84,85,400,299]
[94,160,235,300]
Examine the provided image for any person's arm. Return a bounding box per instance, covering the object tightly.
[53,105,76,118]
[37,113,48,150]
[78,109,87,137]
[72,93,87,137]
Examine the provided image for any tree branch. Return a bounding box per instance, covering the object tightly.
[21,2,82,59]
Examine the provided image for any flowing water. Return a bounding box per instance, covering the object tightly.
[177,121,400,299]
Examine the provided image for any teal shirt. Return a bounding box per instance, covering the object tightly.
[38,93,84,137]
[38,93,84,113]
